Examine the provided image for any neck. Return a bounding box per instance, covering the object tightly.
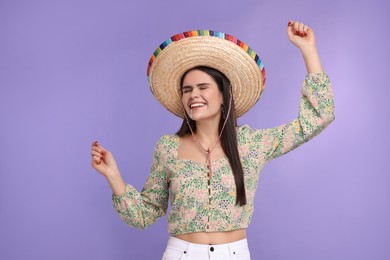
[194,117,221,148]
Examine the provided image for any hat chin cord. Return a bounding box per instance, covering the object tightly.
[182,88,232,181]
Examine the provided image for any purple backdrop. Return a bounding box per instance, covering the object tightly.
[1,0,389,259]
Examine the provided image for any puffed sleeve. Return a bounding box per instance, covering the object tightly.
[240,73,335,162]
[111,136,169,229]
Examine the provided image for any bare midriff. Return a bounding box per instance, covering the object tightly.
[174,229,246,245]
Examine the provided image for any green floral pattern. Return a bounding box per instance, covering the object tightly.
[112,73,335,235]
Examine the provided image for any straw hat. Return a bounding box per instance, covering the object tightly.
[147,30,266,118]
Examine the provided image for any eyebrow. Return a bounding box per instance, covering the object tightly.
[182,83,211,89]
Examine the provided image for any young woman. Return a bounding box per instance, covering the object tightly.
[91,20,335,259]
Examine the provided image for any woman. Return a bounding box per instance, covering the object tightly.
[91,20,335,259]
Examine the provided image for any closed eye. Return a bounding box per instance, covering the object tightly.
[181,83,211,93]
[197,83,210,89]
[182,86,192,93]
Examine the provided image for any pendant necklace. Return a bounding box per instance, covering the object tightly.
[183,90,232,180]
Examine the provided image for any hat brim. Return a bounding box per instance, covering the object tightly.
[147,31,266,118]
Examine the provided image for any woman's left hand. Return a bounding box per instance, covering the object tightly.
[287,20,316,51]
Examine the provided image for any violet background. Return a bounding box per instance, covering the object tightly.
[1,0,389,259]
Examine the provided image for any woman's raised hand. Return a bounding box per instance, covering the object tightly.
[287,20,316,51]
[91,141,120,179]
[91,141,126,196]
[287,20,324,73]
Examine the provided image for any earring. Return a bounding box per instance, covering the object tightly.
[221,104,225,120]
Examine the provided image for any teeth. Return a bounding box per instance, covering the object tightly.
[190,103,205,108]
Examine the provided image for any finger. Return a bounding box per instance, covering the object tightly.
[92,141,106,154]
[296,23,304,36]
[91,146,107,156]
[287,20,296,36]
[92,154,103,163]
[92,149,105,159]
[287,20,297,33]
[91,159,101,166]
[91,145,101,152]
[298,24,308,36]
[298,22,305,33]
[293,21,300,33]
[92,150,103,157]
[91,142,108,153]
[303,25,309,34]
[305,25,312,35]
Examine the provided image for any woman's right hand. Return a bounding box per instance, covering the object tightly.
[91,141,120,179]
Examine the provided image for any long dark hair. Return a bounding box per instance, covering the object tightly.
[176,66,247,206]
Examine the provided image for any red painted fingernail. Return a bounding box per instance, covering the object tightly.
[288,21,292,26]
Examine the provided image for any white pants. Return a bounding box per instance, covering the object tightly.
[162,236,251,260]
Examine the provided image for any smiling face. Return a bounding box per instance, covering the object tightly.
[181,69,224,122]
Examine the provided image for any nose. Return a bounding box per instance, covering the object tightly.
[190,88,200,98]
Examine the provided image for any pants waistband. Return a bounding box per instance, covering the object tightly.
[167,236,249,255]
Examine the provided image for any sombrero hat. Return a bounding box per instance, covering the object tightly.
[147,30,266,118]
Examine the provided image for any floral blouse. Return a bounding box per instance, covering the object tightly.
[112,73,335,236]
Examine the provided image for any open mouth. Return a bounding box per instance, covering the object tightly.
[189,102,206,109]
